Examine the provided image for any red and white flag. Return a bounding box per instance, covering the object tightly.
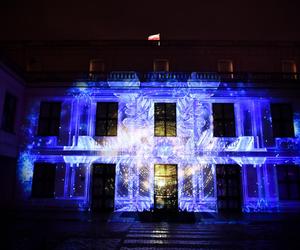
[148,33,160,41]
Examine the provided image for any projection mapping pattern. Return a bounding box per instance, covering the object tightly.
[17,79,300,212]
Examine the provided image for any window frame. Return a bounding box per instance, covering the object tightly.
[1,92,17,133]
[31,162,56,198]
[154,102,177,137]
[271,103,295,138]
[37,101,62,136]
[153,59,169,72]
[212,103,236,137]
[277,165,300,201]
[95,102,118,136]
[281,60,297,80]
[217,59,234,79]
[89,59,105,73]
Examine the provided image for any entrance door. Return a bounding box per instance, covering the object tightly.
[91,164,115,212]
[154,164,178,211]
[216,164,242,212]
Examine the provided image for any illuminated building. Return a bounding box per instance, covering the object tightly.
[1,41,300,213]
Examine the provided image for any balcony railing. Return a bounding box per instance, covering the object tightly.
[25,71,300,88]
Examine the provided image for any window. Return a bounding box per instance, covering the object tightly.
[26,57,42,72]
[218,60,234,79]
[1,92,17,133]
[216,164,242,211]
[282,60,297,80]
[89,59,105,80]
[89,59,105,73]
[271,103,294,138]
[31,163,56,198]
[91,164,116,211]
[213,103,236,137]
[37,102,61,136]
[154,103,176,137]
[95,102,118,136]
[277,165,300,200]
[153,59,169,72]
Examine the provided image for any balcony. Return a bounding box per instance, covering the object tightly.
[24,71,300,89]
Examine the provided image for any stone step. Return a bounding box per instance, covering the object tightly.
[129,227,210,232]
[121,248,210,250]
[129,230,218,235]
[126,233,224,239]
[122,238,241,248]
[121,239,272,249]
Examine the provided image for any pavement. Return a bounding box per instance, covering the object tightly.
[3,210,300,250]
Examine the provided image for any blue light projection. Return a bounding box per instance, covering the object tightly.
[17,76,300,212]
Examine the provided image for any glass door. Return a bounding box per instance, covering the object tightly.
[91,164,115,212]
[154,164,178,211]
[216,164,242,212]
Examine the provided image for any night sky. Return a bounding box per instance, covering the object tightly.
[0,0,299,40]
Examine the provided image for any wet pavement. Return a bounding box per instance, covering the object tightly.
[4,211,300,250]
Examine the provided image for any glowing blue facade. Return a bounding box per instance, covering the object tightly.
[17,73,300,212]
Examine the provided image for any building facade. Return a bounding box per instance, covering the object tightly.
[1,41,300,213]
[0,62,25,210]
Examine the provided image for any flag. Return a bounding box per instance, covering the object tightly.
[148,33,160,41]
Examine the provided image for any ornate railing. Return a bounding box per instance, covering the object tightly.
[25,71,300,87]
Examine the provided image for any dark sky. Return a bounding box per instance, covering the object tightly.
[0,0,299,40]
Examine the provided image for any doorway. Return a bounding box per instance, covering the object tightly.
[154,164,178,211]
[91,164,115,212]
[216,164,242,212]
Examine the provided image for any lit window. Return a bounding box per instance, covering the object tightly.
[154,103,176,137]
[153,59,169,72]
[95,102,118,136]
[37,102,61,136]
[282,60,297,80]
[31,163,56,198]
[1,92,17,133]
[89,59,105,73]
[213,103,236,137]
[89,59,105,80]
[218,60,234,79]
[277,165,300,200]
[271,103,294,138]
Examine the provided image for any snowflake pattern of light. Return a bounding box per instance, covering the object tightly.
[17,77,300,212]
